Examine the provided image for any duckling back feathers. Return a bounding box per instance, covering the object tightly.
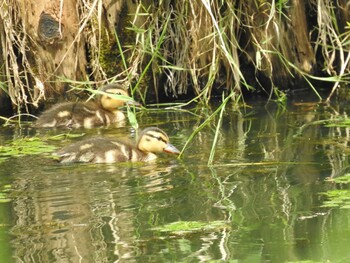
[34,84,131,129]
[56,127,180,164]
[56,137,152,163]
[34,101,125,128]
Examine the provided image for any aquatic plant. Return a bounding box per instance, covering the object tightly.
[0,137,57,159]
[323,174,350,209]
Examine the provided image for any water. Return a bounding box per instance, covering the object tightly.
[1,99,350,262]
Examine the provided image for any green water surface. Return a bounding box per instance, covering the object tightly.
[1,100,350,262]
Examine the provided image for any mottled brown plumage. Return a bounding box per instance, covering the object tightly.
[55,127,180,164]
[34,84,137,128]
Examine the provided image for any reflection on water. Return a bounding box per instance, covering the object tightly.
[1,100,350,262]
[5,161,179,263]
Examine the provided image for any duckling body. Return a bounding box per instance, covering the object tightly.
[34,84,134,129]
[56,127,180,163]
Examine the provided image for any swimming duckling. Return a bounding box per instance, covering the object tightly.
[55,127,180,163]
[34,83,138,129]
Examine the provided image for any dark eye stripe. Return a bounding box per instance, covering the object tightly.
[146,133,167,143]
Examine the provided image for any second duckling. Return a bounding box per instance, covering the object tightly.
[55,127,180,164]
[34,83,137,129]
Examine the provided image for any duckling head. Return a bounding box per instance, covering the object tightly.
[137,127,180,155]
[98,84,137,111]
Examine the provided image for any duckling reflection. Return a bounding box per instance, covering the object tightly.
[55,127,180,164]
[34,83,138,129]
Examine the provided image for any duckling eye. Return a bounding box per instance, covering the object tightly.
[149,133,168,143]
[145,134,166,143]
[157,136,167,143]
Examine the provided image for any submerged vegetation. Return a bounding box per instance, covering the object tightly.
[0,137,57,161]
[323,174,350,209]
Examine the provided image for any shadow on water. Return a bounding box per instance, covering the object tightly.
[1,99,350,262]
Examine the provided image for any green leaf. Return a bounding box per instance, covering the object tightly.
[324,118,350,127]
[127,105,139,131]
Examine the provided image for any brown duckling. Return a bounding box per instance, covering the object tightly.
[34,83,138,129]
[55,127,180,163]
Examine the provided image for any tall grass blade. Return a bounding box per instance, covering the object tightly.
[207,93,232,166]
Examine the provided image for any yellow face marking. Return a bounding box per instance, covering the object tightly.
[146,130,169,143]
[138,130,170,153]
[100,88,130,111]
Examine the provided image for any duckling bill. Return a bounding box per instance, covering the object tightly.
[34,83,139,129]
[55,127,180,164]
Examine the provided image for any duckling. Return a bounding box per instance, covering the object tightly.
[55,127,180,163]
[34,83,138,129]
